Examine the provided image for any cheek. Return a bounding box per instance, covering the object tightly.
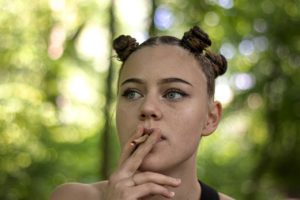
[173,106,206,153]
[173,103,207,134]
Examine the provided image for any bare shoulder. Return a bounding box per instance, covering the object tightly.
[219,192,235,200]
[50,181,108,200]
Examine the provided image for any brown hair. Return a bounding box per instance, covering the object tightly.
[113,26,227,98]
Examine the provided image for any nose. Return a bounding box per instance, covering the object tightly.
[139,96,162,121]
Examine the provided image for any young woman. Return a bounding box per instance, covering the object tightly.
[50,26,234,200]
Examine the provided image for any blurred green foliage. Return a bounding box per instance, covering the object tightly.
[0,0,299,199]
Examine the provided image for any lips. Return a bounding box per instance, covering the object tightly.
[143,128,166,141]
[143,128,154,135]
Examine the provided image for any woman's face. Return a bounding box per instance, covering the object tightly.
[116,44,220,172]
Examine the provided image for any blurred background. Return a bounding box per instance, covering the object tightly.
[0,0,299,199]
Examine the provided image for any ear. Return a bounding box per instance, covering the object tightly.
[202,101,222,136]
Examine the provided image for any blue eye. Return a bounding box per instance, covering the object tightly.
[164,89,187,101]
[122,89,142,100]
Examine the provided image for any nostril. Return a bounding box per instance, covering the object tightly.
[140,112,161,120]
[151,114,157,118]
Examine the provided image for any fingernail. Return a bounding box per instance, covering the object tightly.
[130,142,135,146]
[170,191,175,197]
[175,178,181,184]
[132,134,149,145]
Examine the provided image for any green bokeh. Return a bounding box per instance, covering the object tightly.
[0,0,299,199]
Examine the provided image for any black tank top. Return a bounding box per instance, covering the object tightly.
[199,181,220,200]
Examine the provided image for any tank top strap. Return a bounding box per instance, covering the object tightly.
[199,180,220,200]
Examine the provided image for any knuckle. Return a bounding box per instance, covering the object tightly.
[147,183,159,191]
[109,170,130,181]
[141,171,149,178]
[114,181,124,190]
[125,166,136,175]
[144,171,154,179]
[145,172,165,182]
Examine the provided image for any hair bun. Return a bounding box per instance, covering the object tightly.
[205,52,227,77]
[113,35,139,62]
[181,26,212,53]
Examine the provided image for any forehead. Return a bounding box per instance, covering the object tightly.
[120,44,207,86]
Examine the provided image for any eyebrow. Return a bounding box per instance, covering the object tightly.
[121,77,193,87]
[121,78,144,86]
[158,77,193,86]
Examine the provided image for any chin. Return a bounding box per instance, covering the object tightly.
[138,154,171,173]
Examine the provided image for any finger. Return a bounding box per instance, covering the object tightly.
[133,172,181,187]
[131,134,149,145]
[107,175,177,199]
[131,183,175,199]
[105,177,137,199]
[118,125,144,165]
[121,128,161,175]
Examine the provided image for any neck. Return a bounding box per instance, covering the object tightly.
[144,153,201,200]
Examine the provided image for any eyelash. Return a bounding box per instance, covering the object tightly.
[163,88,188,100]
[121,88,188,101]
[121,89,142,100]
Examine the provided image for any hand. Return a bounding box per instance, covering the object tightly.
[103,126,181,199]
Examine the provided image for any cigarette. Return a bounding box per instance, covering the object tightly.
[131,134,149,146]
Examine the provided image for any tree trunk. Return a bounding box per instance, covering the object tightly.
[100,0,116,179]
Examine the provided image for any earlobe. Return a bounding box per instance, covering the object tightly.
[202,101,222,136]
